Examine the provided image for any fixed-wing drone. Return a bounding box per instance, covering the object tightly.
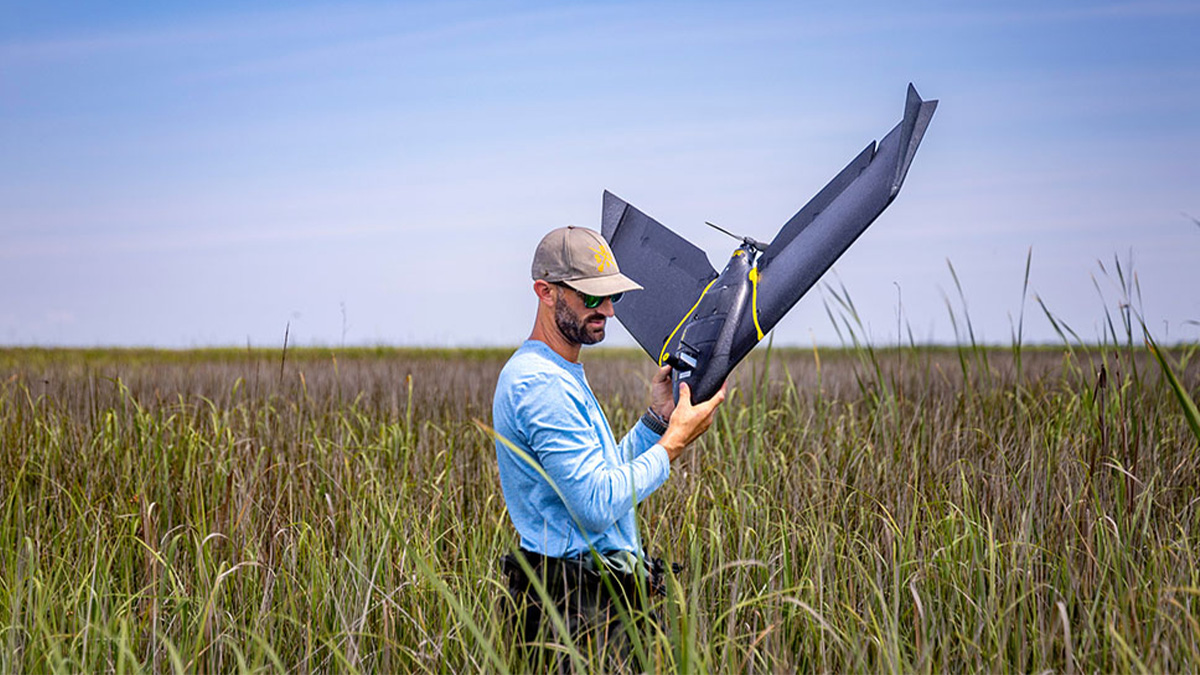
[602,84,937,403]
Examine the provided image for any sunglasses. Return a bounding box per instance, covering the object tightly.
[556,283,623,309]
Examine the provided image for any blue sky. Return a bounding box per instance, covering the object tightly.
[2,1,1197,348]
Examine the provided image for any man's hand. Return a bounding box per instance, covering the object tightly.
[658,381,726,462]
[649,365,675,420]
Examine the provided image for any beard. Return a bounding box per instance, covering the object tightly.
[555,293,605,345]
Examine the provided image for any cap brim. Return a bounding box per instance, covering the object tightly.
[564,272,643,296]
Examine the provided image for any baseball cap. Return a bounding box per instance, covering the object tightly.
[531,226,644,296]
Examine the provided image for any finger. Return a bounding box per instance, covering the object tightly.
[678,381,693,405]
[701,385,727,410]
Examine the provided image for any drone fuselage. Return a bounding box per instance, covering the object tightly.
[667,243,761,403]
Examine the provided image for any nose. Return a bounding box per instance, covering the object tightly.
[598,297,616,316]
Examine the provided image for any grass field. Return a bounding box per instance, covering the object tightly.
[2,334,1199,672]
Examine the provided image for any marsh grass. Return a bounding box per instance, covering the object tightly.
[2,309,1199,671]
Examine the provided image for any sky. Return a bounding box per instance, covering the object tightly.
[2,1,1198,349]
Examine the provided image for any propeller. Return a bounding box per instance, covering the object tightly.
[704,221,768,252]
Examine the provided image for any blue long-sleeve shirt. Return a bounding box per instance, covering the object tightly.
[493,340,670,557]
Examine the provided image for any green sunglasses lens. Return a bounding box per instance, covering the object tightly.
[559,283,622,308]
[581,291,622,309]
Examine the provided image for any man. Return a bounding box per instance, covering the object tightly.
[492,225,725,666]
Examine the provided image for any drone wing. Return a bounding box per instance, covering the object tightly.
[601,190,718,362]
[747,83,937,338]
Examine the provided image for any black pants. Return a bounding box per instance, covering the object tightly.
[500,550,675,671]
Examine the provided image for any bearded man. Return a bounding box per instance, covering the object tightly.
[492,225,725,666]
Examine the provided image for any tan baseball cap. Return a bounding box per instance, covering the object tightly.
[531,226,644,296]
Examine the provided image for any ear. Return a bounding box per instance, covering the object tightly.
[533,280,558,307]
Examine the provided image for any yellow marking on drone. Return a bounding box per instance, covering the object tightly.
[749,267,764,341]
[659,278,718,366]
[733,250,745,257]
[589,244,617,273]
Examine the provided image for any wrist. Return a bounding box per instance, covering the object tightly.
[658,429,686,461]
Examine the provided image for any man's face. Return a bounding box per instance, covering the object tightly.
[554,286,612,345]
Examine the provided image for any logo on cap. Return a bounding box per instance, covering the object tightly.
[590,243,616,273]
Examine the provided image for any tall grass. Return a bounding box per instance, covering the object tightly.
[1,314,1198,671]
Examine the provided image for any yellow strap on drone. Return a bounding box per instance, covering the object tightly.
[749,267,764,341]
[658,278,718,366]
